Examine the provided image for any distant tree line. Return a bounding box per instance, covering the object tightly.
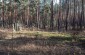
[0,0,85,31]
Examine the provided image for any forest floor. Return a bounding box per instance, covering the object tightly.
[0,28,85,55]
[0,28,85,40]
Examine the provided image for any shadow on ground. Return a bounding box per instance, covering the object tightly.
[0,36,85,55]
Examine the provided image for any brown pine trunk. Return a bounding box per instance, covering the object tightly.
[65,0,69,31]
[2,0,4,28]
[72,0,76,30]
[50,0,54,31]
[36,0,40,29]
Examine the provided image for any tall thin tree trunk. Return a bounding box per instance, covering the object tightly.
[50,0,54,31]
[81,0,84,30]
[2,0,4,28]
[36,0,40,30]
[65,0,69,31]
[27,0,30,27]
[72,0,76,30]
[42,0,46,29]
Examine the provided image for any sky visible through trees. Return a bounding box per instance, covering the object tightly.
[54,0,59,4]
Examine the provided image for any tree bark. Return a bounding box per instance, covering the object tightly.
[50,0,54,31]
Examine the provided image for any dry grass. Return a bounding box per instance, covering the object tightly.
[0,28,85,55]
[0,37,84,55]
[0,28,72,39]
[0,28,85,41]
